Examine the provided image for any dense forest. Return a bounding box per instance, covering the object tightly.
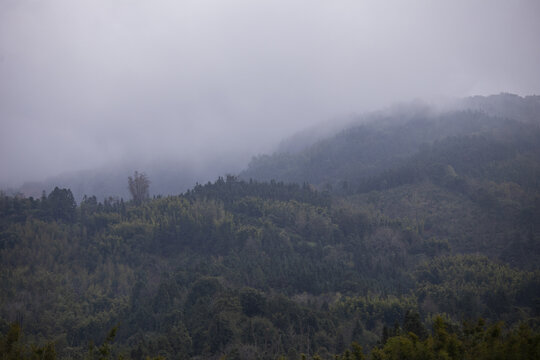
[1,94,540,359]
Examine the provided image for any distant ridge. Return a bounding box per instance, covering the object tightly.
[241,93,540,188]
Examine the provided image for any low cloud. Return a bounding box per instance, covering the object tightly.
[1,0,539,186]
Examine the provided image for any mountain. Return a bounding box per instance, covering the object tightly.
[242,94,540,188]
[13,94,538,203]
[242,94,540,269]
[1,93,540,359]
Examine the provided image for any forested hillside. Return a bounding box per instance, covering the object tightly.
[243,94,540,268]
[1,94,540,359]
[1,177,539,359]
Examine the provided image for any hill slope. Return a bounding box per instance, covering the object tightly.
[1,94,540,359]
[242,94,540,189]
[242,94,540,269]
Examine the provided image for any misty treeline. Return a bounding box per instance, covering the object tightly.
[243,109,540,196]
[1,94,540,359]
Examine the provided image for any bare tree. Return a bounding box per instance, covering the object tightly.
[128,171,150,205]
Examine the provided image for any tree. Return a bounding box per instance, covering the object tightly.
[240,287,266,317]
[47,187,76,222]
[128,171,150,205]
[403,310,427,340]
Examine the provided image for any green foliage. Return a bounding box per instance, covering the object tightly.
[1,177,539,358]
[366,316,540,360]
[0,323,56,360]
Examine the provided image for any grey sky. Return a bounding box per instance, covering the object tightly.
[1,0,539,187]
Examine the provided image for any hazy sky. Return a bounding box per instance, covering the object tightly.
[1,0,540,186]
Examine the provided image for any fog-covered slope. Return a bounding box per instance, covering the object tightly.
[241,94,540,188]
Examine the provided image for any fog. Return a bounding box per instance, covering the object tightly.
[1,0,540,190]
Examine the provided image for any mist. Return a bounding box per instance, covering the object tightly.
[1,0,540,190]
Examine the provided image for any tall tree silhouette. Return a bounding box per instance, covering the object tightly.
[128,171,150,205]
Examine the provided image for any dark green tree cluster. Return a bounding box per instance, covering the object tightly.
[366,316,540,360]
